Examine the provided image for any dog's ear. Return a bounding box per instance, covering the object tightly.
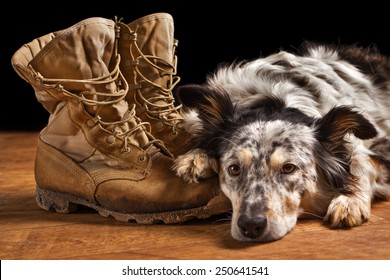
[176,84,235,130]
[315,106,377,143]
[313,106,377,189]
[176,84,210,109]
[176,84,236,156]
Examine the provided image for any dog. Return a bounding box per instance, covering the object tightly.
[172,42,390,242]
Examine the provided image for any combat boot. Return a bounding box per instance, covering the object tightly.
[11,17,231,224]
[117,13,190,157]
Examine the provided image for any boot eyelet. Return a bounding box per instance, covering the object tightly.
[125,60,132,67]
[87,119,95,127]
[131,60,140,66]
[107,135,116,144]
[136,107,145,115]
[156,122,164,129]
[138,155,147,162]
[172,130,178,136]
[123,33,130,40]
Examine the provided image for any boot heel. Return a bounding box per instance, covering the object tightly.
[36,186,78,213]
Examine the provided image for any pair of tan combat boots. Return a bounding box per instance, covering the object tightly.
[11,14,231,224]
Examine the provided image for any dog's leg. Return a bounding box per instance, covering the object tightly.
[369,137,390,198]
[324,146,375,228]
[172,148,218,183]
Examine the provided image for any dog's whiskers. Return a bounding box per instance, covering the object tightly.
[300,211,324,219]
[212,212,232,224]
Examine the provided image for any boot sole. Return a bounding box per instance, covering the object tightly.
[36,185,230,224]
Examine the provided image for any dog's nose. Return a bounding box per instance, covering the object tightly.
[237,214,267,239]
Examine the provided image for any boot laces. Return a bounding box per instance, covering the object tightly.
[29,54,163,157]
[130,33,183,134]
[99,105,161,157]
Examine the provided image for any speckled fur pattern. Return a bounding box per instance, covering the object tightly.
[173,42,390,242]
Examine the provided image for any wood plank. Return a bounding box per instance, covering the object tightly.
[1,132,390,260]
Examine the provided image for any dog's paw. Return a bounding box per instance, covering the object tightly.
[324,195,371,228]
[172,148,216,183]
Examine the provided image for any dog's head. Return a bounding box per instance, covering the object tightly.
[176,84,377,242]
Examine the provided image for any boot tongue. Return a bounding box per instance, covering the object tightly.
[29,18,150,148]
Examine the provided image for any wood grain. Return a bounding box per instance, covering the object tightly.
[1,132,390,260]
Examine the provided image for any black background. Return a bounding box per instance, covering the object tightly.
[2,1,389,131]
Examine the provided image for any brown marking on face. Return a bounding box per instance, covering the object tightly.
[284,195,298,215]
[238,148,253,167]
[269,147,288,170]
[264,192,277,219]
[266,208,276,220]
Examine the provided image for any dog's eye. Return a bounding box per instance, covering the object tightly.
[228,164,241,176]
[281,163,296,174]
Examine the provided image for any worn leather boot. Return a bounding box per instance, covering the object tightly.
[11,17,231,224]
[117,13,190,157]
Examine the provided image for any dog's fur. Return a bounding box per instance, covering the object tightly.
[172,42,390,242]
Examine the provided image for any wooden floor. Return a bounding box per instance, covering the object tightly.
[1,131,390,260]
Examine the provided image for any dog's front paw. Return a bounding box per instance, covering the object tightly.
[324,195,371,228]
[172,148,216,183]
